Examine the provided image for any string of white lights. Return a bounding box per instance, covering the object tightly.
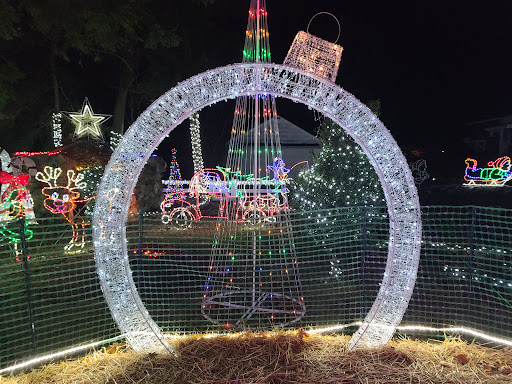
[189,112,204,173]
[110,131,123,152]
[52,112,63,148]
[0,335,126,376]
[309,323,512,347]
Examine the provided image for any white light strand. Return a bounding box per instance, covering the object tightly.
[110,132,123,152]
[293,122,384,211]
[80,165,104,215]
[410,159,430,187]
[309,323,512,347]
[52,112,63,148]
[0,335,127,377]
[189,112,204,173]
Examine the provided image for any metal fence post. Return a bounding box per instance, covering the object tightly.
[361,206,368,257]
[465,207,476,322]
[20,218,36,351]
[360,206,368,318]
[135,210,145,292]
[138,210,144,255]
[468,207,476,286]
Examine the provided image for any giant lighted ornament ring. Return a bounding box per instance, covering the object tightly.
[93,63,422,353]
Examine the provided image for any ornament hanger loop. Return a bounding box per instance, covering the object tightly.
[306,12,341,44]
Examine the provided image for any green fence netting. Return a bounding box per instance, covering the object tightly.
[1,206,511,370]
[0,216,118,370]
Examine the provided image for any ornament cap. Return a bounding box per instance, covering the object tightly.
[307,12,341,44]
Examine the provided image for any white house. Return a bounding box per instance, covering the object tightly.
[226,115,322,178]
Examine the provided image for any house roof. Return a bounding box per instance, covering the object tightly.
[275,116,321,146]
[228,115,321,146]
[466,115,512,130]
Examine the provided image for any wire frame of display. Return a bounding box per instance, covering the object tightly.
[202,0,304,330]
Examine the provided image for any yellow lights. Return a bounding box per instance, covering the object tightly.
[67,98,111,141]
[246,29,268,37]
[167,329,306,341]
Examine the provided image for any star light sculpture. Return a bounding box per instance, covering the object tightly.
[67,98,111,141]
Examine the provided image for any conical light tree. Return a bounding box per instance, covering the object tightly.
[203,0,305,330]
[164,148,184,201]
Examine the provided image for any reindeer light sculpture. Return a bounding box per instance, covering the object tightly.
[36,166,95,253]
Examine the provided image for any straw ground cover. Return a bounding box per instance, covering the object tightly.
[3,331,512,383]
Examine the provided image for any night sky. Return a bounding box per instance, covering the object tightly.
[3,1,511,183]
[159,0,512,179]
[263,0,512,140]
